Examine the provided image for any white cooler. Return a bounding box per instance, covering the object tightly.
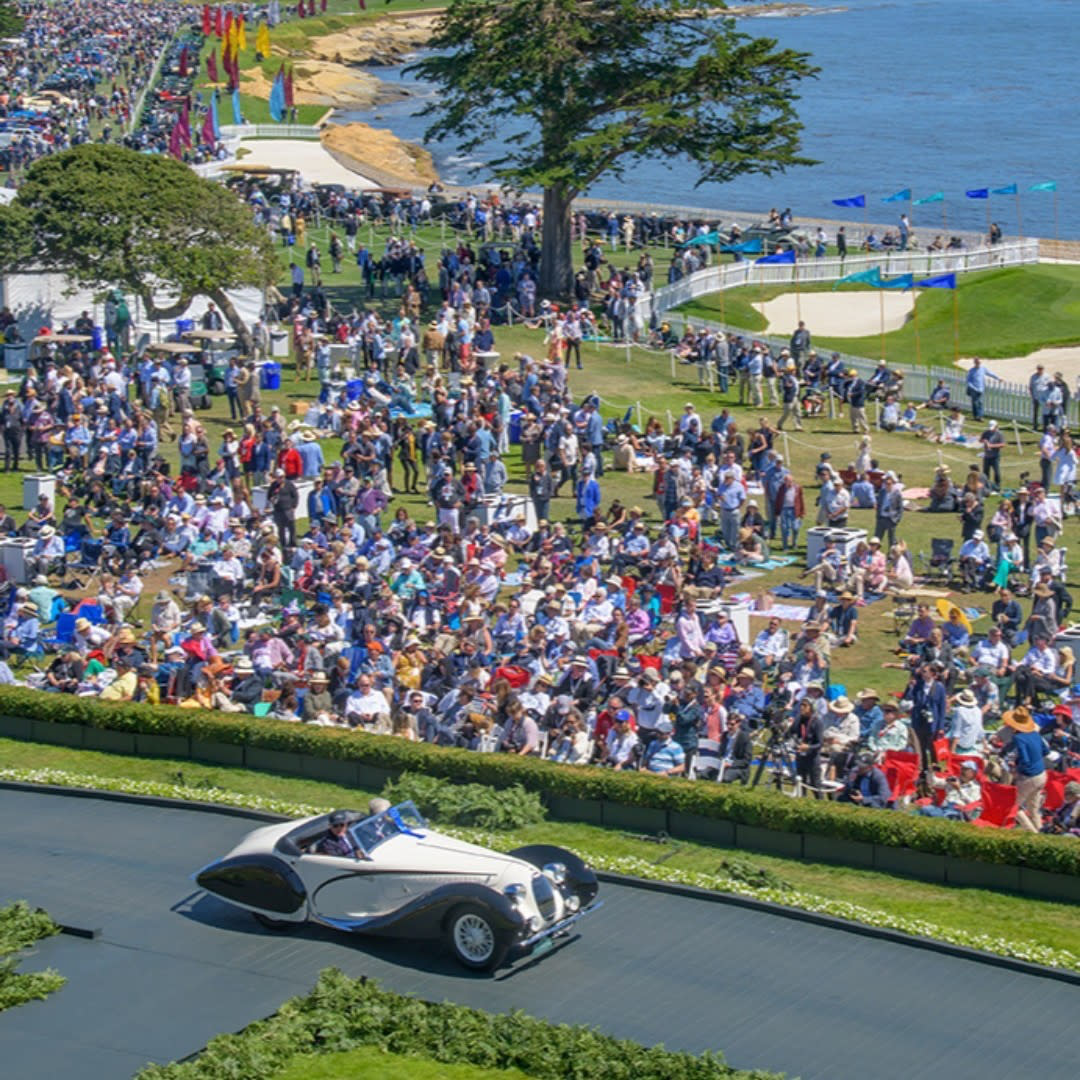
[0,537,36,584]
[23,473,56,512]
[806,526,867,569]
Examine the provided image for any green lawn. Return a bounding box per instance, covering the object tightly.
[676,263,1080,366]
[275,1047,532,1080]
[6,737,1080,959]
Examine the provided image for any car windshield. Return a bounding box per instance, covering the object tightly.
[348,801,427,856]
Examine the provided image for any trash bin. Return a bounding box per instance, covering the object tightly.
[91,326,104,351]
[176,318,195,336]
[509,410,523,444]
[261,362,281,390]
[23,473,56,512]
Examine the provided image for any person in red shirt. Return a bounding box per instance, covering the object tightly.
[278,442,303,478]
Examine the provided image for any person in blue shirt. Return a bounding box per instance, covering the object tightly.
[1000,706,1047,832]
[966,357,987,421]
[576,466,601,527]
[641,718,686,776]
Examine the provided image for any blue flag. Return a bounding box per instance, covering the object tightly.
[992,184,1018,195]
[269,71,286,123]
[965,188,989,199]
[916,273,957,290]
[880,273,915,290]
[231,88,244,126]
[914,192,944,205]
[833,267,882,289]
[720,237,763,255]
[1029,181,1057,193]
[755,249,796,265]
[831,195,866,208]
[881,189,911,203]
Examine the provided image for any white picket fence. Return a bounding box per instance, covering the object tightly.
[218,123,322,140]
[647,239,1054,426]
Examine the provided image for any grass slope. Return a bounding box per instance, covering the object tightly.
[275,1047,532,1080]
[676,263,1080,367]
[5,737,1080,958]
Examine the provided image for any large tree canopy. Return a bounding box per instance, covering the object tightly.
[0,144,276,345]
[412,0,817,296]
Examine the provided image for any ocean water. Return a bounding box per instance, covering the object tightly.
[336,0,1076,237]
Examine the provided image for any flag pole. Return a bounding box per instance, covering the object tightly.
[1016,190,1023,240]
[1054,188,1060,244]
[912,288,921,366]
[942,201,947,233]
[794,260,801,324]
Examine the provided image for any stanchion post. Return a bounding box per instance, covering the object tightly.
[625,342,631,364]
[636,401,643,430]
[874,399,881,430]
[782,430,791,463]
[1012,419,1022,454]
[670,349,676,379]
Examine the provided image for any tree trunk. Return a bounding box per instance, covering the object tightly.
[540,183,575,300]
[209,286,253,353]
[138,290,192,322]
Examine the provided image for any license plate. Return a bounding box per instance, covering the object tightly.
[531,937,554,956]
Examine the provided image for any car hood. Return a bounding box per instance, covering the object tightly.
[367,830,531,883]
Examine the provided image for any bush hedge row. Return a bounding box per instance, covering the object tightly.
[136,967,777,1080]
[3,687,1079,877]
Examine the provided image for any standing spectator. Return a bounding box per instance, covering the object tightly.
[980,418,1005,491]
[1000,706,1047,833]
[529,459,553,525]
[874,472,904,550]
[1029,364,1049,430]
[268,468,298,551]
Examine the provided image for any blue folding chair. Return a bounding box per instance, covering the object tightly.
[78,604,104,625]
[43,612,76,652]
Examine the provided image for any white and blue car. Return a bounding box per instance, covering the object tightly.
[196,800,601,970]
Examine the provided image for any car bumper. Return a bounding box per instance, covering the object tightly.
[516,900,604,953]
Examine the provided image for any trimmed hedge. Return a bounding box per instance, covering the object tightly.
[136,967,777,1079]
[3,687,1079,878]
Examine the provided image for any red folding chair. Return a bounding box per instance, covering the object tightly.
[971,782,1019,828]
[493,665,531,689]
[657,583,677,615]
[635,653,662,672]
[1043,771,1067,812]
[621,576,637,599]
[883,759,919,803]
[588,648,618,663]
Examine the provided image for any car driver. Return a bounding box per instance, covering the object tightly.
[317,810,358,857]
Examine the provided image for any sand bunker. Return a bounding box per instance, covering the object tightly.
[321,123,438,189]
[956,348,1080,383]
[759,291,916,337]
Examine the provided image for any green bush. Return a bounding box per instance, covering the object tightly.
[136,967,777,1080]
[3,686,1079,878]
[382,773,547,830]
[0,901,65,1013]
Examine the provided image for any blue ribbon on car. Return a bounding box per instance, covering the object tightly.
[388,808,425,839]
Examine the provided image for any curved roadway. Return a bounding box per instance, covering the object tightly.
[0,788,1075,1079]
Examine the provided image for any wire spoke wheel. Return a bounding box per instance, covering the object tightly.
[453,911,495,964]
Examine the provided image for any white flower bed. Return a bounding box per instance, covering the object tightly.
[2,766,1075,972]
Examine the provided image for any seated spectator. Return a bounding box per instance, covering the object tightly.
[916,760,982,820]
[836,751,892,808]
[640,717,686,776]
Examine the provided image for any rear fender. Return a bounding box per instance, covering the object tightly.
[196,854,307,919]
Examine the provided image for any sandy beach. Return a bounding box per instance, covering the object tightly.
[758,290,915,337]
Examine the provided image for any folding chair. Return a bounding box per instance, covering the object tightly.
[43,612,76,652]
[919,538,956,584]
[657,583,677,615]
[971,781,1018,828]
[692,738,723,780]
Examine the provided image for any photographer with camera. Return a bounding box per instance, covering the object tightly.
[786,695,824,797]
[916,760,982,820]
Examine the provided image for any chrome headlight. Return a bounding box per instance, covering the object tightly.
[542,862,567,885]
[504,882,527,901]
[528,915,542,932]
[564,894,581,913]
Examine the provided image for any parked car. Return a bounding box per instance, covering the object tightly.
[195,800,602,971]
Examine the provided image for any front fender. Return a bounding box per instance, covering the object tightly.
[508,844,599,906]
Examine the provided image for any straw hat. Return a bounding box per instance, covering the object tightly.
[955,689,977,708]
[856,688,880,703]
[1001,706,1037,733]
[829,695,854,714]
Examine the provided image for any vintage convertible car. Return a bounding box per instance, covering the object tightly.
[195,800,601,970]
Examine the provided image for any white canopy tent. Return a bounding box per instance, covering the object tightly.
[0,270,264,344]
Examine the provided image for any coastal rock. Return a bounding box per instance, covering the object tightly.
[321,122,439,189]
[242,62,386,109]
[303,14,439,68]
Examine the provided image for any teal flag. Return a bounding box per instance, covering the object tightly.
[880,273,914,290]
[683,231,718,247]
[914,192,944,205]
[833,267,882,290]
[720,237,763,255]
[881,189,911,203]
[231,88,244,125]
[1029,181,1057,192]
[992,184,1018,195]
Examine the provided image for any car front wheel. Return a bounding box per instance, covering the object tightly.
[444,904,508,971]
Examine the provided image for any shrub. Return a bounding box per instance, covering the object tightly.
[382,773,547,830]
[136,968,776,1080]
[0,902,65,1013]
[3,686,1079,878]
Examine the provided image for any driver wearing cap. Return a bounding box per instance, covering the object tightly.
[317,810,357,857]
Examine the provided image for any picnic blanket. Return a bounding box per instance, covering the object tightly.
[717,554,799,572]
[389,402,433,421]
[749,603,812,621]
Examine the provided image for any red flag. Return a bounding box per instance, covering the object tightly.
[202,107,216,147]
[222,45,235,80]
[202,5,211,35]
[298,2,306,17]
[321,0,327,10]
[178,102,192,147]
[178,46,188,79]
[284,65,295,108]
[215,6,224,38]
[358,0,366,10]
[206,49,218,82]
[224,10,234,41]
[308,0,316,16]
[168,122,183,160]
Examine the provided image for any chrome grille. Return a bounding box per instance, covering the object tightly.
[531,872,556,920]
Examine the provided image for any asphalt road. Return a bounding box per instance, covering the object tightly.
[0,787,1076,1080]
